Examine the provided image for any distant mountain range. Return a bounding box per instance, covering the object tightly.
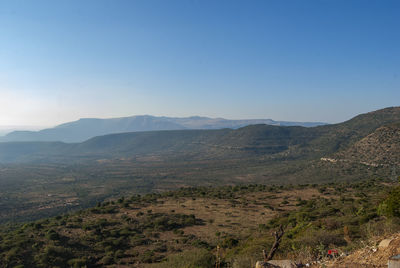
[0,107,399,165]
[0,115,326,143]
[0,126,44,137]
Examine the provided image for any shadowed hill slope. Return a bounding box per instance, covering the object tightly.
[332,123,400,167]
[0,115,326,143]
[296,107,400,156]
[0,107,398,164]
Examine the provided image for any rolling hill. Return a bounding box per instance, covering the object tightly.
[330,123,400,167]
[0,107,398,164]
[0,107,398,224]
[0,115,326,143]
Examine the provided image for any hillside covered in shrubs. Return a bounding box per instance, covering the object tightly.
[2,179,400,267]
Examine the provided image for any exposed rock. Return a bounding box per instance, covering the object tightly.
[255,260,298,268]
[323,232,400,267]
[379,238,393,249]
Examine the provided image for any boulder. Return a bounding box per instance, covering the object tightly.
[378,238,393,249]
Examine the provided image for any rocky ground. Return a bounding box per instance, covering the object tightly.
[312,233,400,267]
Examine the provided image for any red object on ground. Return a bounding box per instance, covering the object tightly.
[328,249,339,256]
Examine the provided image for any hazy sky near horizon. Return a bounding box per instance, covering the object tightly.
[1,0,399,127]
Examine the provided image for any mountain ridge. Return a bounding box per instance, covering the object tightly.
[0,107,398,164]
[0,115,326,143]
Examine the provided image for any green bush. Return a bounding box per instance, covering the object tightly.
[100,255,114,265]
[67,258,87,268]
[147,249,216,268]
[378,187,400,217]
[222,237,239,249]
[45,230,60,241]
[35,245,72,267]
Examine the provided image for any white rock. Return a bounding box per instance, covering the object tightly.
[379,238,393,248]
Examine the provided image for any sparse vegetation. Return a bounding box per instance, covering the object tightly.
[0,107,399,267]
[1,108,400,224]
[1,179,399,267]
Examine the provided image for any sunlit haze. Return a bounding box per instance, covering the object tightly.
[1,0,399,127]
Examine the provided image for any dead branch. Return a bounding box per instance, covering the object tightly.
[263,225,285,261]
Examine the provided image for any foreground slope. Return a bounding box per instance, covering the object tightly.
[0,180,395,268]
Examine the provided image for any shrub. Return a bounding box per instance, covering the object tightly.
[35,245,72,267]
[101,255,114,265]
[222,237,239,249]
[67,258,87,268]
[45,230,60,241]
[378,186,400,217]
[294,229,347,251]
[147,249,215,268]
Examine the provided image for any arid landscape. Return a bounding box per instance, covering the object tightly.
[0,107,400,267]
[1,1,399,267]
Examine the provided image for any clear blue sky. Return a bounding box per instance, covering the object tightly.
[0,0,399,126]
